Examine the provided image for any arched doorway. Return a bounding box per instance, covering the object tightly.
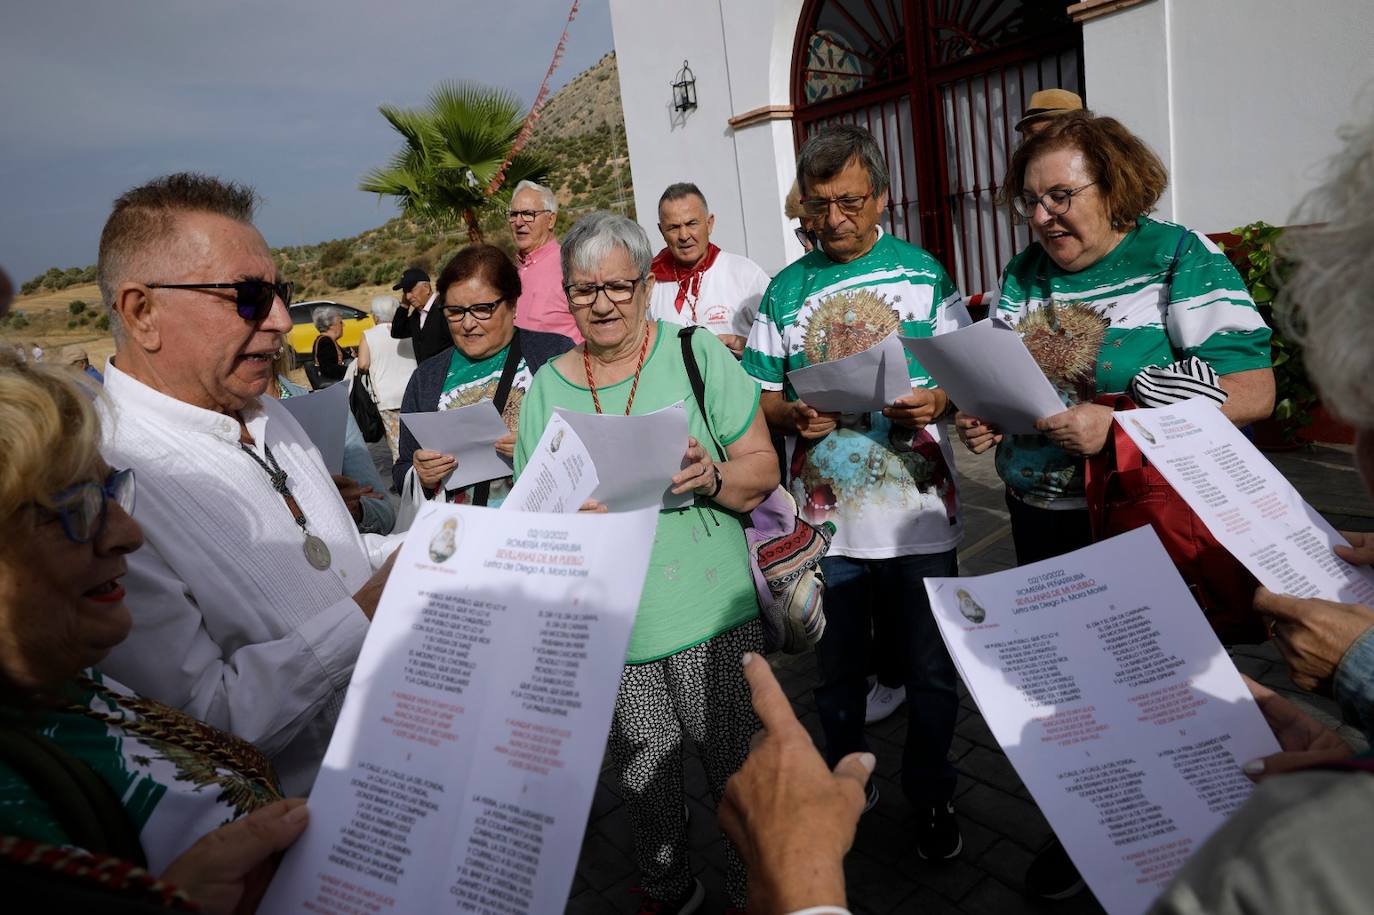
[792,0,1083,296]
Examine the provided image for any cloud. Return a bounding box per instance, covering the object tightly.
[0,0,613,280]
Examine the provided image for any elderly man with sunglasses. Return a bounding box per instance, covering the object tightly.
[508,180,582,345]
[93,173,398,796]
[743,125,971,863]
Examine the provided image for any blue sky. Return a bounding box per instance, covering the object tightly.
[0,0,614,285]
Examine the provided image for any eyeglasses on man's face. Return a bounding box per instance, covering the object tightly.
[1012,182,1097,219]
[145,279,292,321]
[36,468,136,545]
[564,277,644,308]
[442,299,506,321]
[508,209,552,223]
[799,192,874,218]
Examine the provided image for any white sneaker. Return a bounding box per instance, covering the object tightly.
[865,682,906,724]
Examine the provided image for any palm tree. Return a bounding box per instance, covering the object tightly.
[360,81,549,243]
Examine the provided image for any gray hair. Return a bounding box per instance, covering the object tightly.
[1280,115,1374,429]
[513,179,557,213]
[796,124,890,198]
[658,182,708,212]
[370,295,399,323]
[560,212,654,285]
[311,305,342,332]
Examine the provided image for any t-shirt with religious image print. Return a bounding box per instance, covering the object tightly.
[435,342,533,506]
[992,216,1273,509]
[743,229,969,560]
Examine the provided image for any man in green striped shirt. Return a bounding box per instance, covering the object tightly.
[742,125,968,861]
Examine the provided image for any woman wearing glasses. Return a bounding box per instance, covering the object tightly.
[392,244,573,506]
[514,213,779,914]
[0,354,310,912]
[954,111,1275,899]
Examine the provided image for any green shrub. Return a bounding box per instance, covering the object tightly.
[69,300,87,315]
[67,319,78,329]
[318,239,352,269]
[371,260,402,286]
[78,314,91,325]
[94,314,110,332]
[328,265,367,289]
[10,314,30,329]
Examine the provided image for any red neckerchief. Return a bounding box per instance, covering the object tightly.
[650,243,721,322]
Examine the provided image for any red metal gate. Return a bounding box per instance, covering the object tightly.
[793,1,1084,297]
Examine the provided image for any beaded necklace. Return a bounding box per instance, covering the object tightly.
[584,322,651,415]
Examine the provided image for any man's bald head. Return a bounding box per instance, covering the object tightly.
[97,173,258,335]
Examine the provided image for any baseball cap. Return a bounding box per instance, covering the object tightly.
[392,267,431,291]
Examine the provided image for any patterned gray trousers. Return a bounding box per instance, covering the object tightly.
[607,618,764,908]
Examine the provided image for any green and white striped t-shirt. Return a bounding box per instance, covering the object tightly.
[994,216,1272,507]
[743,230,968,559]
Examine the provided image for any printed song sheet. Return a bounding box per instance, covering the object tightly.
[785,332,911,414]
[503,413,599,514]
[899,318,1063,434]
[260,503,660,915]
[279,379,350,474]
[554,402,692,511]
[401,402,513,492]
[1116,398,1374,603]
[925,527,1279,915]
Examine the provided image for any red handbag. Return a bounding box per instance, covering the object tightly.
[1084,395,1265,644]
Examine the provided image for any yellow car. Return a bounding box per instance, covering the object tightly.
[286,301,375,367]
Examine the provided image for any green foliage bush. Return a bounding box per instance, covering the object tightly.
[318,239,352,269]
[372,260,402,286]
[329,265,367,289]
[68,300,87,315]
[94,314,110,332]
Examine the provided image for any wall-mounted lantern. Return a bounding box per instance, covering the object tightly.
[672,60,697,112]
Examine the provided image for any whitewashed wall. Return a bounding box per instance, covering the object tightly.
[609,0,804,275]
[1084,0,1374,232]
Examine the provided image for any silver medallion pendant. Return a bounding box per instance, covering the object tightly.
[303,534,332,571]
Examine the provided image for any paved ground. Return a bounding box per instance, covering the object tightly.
[367,436,1373,912]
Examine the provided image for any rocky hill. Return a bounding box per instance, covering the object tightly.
[9,52,633,316]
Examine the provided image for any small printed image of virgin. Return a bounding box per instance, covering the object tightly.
[956,587,987,624]
[429,517,460,564]
[550,427,565,453]
[1128,417,1157,446]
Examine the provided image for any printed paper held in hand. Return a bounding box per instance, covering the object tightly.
[278,379,350,474]
[503,413,599,513]
[1116,398,1374,603]
[553,401,692,511]
[926,526,1279,915]
[259,502,660,915]
[899,318,1063,434]
[401,401,512,491]
[786,332,912,414]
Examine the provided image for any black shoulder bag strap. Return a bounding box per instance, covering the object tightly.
[471,331,523,507]
[0,722,147,865]
[678,326,726,462]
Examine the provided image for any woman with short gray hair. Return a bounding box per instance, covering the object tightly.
[514,211,781,912]
[310,306,346,385]
[357,295,416,460]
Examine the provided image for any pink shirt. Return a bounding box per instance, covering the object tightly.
[515,239,583,344]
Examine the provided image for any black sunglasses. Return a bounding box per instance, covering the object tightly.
[145,279,293,321]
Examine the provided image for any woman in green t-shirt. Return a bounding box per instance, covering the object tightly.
[0,354,310,912]
[955,111,1275,902]
[956,112,1274,564]
[514,212,779,913]
[393,245,573,506]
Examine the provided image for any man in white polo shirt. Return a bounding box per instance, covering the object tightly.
[648,182,770,357]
